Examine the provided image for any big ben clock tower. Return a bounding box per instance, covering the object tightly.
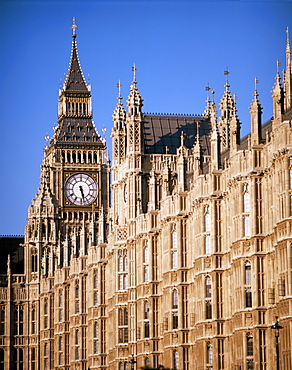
[23,18,109,369]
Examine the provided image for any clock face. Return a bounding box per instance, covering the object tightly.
[65,173,97,206]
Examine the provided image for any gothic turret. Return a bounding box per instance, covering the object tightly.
[111,81,126,166]
[219,72,240,152]
[271,61,285,126]
[210,91,220,170]
[25,162,60,280]
[126,65,144,154]
[193,123,202,176]
[177,132,188,192]
[284,27,292,111]
[249,78,262,146]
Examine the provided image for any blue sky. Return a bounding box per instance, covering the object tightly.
[0,0,291,235]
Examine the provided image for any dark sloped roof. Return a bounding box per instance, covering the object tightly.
[52,117,104,148]
[143,113,211,154]
[64,35,88,92]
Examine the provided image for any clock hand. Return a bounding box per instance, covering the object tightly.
[79,185,85,199]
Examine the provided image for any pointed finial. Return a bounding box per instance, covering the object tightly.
[71,17,78,37]
[117,80,122,100]
[286,27,291,55]
[211,88,215,101]
[180,131,185,146]
[132,63,137,82]
[205,84,211,101]
[276,59,281,74]
[254,77,259,92]
[224,68,230,88]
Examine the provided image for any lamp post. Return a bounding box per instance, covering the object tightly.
[271,317,283,370]
[129,354,137,370]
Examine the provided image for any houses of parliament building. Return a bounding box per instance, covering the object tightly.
[0,20,292,370]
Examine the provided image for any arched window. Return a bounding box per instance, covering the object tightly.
[31,347,36,370]
[247,332,254,369]
[75,281,80,314]
[245,262,251,285]
[173,350,179,370]
[58,336,63,365]
[119,363,127,370]
[247,333,253,356]
[13,348,23,370]
[145,357,150,368]
[204,205,211,232]
[143,241,149,282]
[144,301,150,338]
[31,307,36,334]
[171,225,178,269]
[206,301,212,320]
[245,262,252,307]
[93,322,98,354]
[75,330,80,360]
[243,184,250,237]
[44,298,48,329]
[172,289,178,309]
[205,276,212,298]
[44,343,49,369]
[118,251,128,290]
[243,184,250,212]
[144,301,150,320]
[172,289,178,329]
[93,270,99,306]
[31,249,38,273]
[205,235,211,255]
[207,342,213,364]
[94,321,99,337]
[14,305,24,336]
[118,308,128,343]
[59,290,63,322]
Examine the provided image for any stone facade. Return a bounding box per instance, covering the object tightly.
[0,21,292,370]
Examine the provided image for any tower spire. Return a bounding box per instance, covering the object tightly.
[224,68,230,90]
[249,77,262,146]
[204,85,212,117]
[132,63,137,84]
[111,80,126,165]
[272,60,284,125]
[284,27,292,111]
[219,70,240,152]
[126,64,144,154]
[63,17,88,92]
[52,20,103,148]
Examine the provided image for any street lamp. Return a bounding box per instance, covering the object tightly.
[271,317,283,370]
[129,354,137,370]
